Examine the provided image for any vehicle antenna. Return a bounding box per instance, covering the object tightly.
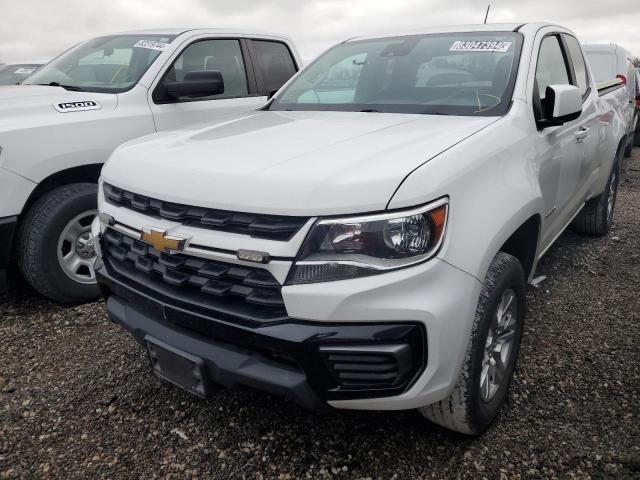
[484,3,491,24]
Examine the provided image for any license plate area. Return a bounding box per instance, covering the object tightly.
[145,335,208,398]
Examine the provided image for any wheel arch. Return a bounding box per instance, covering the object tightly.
[497,214,542,281]
[21,164,103,214]
[470,201,544,285]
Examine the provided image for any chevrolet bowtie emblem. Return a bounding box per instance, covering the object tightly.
[140,228,188,253]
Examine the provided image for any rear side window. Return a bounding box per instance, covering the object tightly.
[563,35,589,97]
[535,35,571,101]
[252,40,297,94]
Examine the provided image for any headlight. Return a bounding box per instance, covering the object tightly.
[288,198,448,284]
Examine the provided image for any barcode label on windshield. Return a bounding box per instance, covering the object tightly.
[134,40,169,51]
[450,41,512,53]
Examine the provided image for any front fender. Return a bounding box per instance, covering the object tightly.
[388,111,545,283]
[0,167,36,217]
[0,87,155,183]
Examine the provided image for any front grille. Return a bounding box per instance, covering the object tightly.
[319,344,413,389]
[102,228,288,325]
[103,183,308,241]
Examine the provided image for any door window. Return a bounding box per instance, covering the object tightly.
[251,40,297,94]
[535,35,571,103]
[156,39,248,102]
[563,35,589,97]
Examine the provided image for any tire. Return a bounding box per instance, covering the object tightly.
[571,158,620,237]
[17,183,100,304]
[624,137,633,158]
[634,126,640,147]
[419,252,526,435]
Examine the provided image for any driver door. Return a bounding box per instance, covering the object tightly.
[149,38,266,132]
[534,33,585,249]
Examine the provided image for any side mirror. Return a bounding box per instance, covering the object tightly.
[538,84,582,129]
[166,70,224,99]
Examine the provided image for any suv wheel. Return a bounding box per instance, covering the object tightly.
[419,252,526,435]
[17,183,101,304]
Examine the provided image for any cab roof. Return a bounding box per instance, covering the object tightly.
[113,28,292,41]
[347,22,558,42]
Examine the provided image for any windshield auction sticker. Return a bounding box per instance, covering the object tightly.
[133,40,169,51]
[53,101,102,113]
[450,41,512,53]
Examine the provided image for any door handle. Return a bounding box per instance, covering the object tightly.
[575,127,590,142]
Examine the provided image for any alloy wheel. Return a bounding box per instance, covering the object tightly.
[480,289,518,403]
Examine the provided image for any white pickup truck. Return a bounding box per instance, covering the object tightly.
[583,43,638,158]
[94,23,625,435]
[0,28,300,302]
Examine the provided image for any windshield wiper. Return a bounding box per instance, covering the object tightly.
[37,82,87,92]
[360,109,380,113]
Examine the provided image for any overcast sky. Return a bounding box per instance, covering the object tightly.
[1,0,639,64]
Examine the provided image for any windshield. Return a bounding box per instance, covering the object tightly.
[270,32,522,116]
[23,34,177,93]
[0,64,41,85]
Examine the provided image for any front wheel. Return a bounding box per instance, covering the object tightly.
[17,183,101,304]
[419,252,526,435]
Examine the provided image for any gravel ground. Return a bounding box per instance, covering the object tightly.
[1,152,639,480]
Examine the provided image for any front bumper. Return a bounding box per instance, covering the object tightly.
[97,245,481,411]
[0,216,18,270]
[98,262,428,410]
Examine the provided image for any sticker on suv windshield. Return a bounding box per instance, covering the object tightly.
[133,40,169,51]
[450,41,512,53]
[53,101,101,113]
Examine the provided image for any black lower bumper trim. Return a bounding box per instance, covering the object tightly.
[107,295,327,411]
[0,216,18,270]
[97,263,427,410]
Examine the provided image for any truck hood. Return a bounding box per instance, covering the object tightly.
[0,85,116,130]
[102,110,497,216]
